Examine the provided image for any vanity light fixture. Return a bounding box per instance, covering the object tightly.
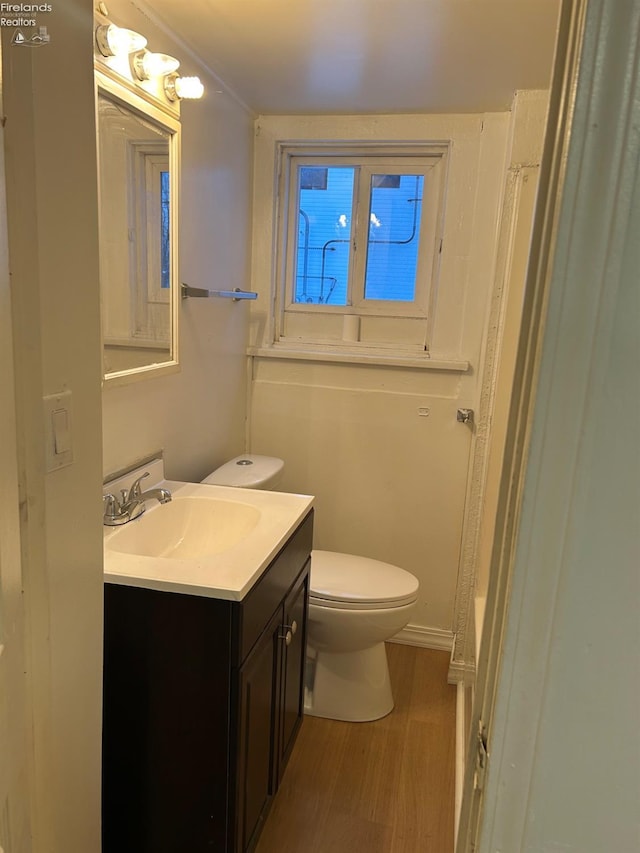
[164,74,205,101]
[133,50,180,81]
[96,23,147,57]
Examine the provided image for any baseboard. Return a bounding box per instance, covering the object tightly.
[447,656,476,685]
[389,624,455,652]
[455,681,467,848]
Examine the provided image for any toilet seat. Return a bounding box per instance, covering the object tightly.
[309,550,419,610]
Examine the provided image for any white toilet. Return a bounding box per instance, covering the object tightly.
[202,454,419,722]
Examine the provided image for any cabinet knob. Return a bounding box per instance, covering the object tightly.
[281,630,292,646]
[279,621,297,645]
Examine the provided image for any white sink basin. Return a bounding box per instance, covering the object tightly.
[107,496,261,559]
[103,473,314,601]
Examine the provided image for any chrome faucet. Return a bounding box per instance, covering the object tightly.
[103,471,172,526]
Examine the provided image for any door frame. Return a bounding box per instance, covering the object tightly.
[457,0,640,847]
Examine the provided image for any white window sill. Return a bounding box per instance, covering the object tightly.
[247,344,469,372]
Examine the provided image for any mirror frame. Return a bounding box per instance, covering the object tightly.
[96,68,181,387]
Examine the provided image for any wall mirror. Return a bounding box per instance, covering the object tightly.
[96,71,180,384]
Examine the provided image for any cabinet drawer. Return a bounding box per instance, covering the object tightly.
[236,510,313,665]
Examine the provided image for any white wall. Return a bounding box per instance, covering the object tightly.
[248,113,509,637]
[2,4,104,849]
[101,0,255,484]
[0,47,31,853]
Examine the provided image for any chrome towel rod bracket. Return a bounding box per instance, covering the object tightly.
[181,283,257,301]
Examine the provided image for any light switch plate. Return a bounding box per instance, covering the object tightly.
[43,390,74,472]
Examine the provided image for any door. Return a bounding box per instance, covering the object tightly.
[456,0,591,848]
[0,49,32,852]
[236,606,282,853]
[276,566,309,784]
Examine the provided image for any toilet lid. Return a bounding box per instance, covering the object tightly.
[202,455,283,488]
[309,550,419,609]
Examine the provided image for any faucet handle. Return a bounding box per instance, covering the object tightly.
[103,493,120,521]
[127,471,150,501]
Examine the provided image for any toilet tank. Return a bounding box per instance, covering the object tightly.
[201,454,284,490]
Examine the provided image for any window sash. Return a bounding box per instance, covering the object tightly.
[351,164,433,314]
[283,155,443,318]
[292,164,357,307]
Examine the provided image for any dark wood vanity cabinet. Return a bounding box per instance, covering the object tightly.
[236,569,308,851]
[102,511,313,853]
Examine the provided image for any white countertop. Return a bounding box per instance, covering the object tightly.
[103,474,314,601]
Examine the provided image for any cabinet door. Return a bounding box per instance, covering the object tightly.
[103,585,233,853]
[277,564,309,784]
[236,606,282,853]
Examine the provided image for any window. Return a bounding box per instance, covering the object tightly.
[160,169,170,290]
[127,143,171,342]
[277,145,447,352]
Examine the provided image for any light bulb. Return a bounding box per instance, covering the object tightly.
[165,74,205,101]
[133,50,180,81]
[96,23,147,57]
[175,76,205,99]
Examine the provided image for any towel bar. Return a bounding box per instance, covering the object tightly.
[181,284,257,301]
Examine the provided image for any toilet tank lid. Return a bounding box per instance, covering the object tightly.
[202,454,284,488]
[310,550,419,605]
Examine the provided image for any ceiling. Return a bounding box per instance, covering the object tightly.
[139,0,561,115]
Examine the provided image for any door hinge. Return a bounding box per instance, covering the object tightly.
[474,720,489,791]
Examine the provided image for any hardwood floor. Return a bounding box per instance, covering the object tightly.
[256,644,456,853]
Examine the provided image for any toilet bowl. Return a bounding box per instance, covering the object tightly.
[306,550,418,722]
[202,454,419,722]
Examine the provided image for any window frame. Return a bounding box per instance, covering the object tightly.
[275,143,448,353]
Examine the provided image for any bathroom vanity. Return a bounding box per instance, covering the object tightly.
[101,474,313,853]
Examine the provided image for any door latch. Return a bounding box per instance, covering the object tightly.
[474,720,489,791]
[457,408,474,425]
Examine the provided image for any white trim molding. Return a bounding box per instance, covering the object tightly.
[451,93,549,677]
[390,624,454,652]
[448,656,476,686]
